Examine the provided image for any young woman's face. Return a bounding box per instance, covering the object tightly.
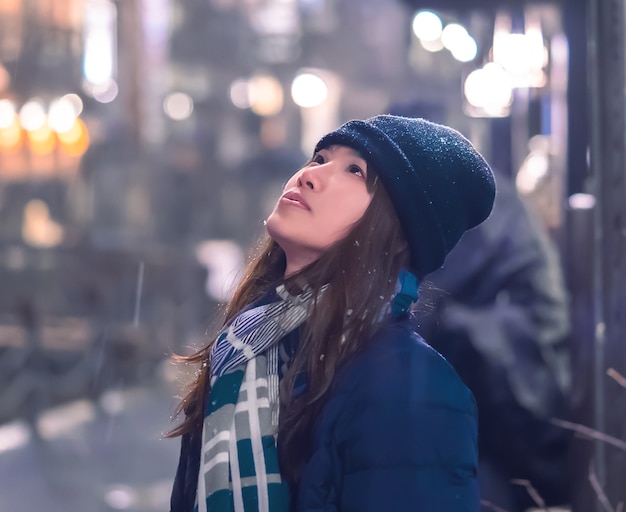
[266,145,373,276]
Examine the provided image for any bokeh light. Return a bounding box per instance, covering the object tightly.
[420,38,444,52]
[229,79,251,109]
[27,124,56,155]
[64,94,84,116]
[568,193,596,210]
[83,0,117,87]
[516,152,549,195]
[163,92,194,120]
[441,24,469,51]
[103,486,137,510]
[412,11,442,42]
[0,422,31,453]
[0,120,22,150]
[248,74,283,116]
[19,99,47,131]
[291,72,328,108]
[49,95,83,133]
[90,79,119,103]
[84,30,115,85]
[450,36,478,62]
[440,23,478,62]
[495,33,531,76]
[0,99,16,129]
[464,63,514,116]
[57,118,90,156]
[22,199,64,248]
[493,29,547,87]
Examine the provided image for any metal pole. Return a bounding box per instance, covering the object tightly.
[588,0,626,509]
[587,0,606,504]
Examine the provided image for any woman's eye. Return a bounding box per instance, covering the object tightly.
[349,165,364,177]
[311,153,325,164]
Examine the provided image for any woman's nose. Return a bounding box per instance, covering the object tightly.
[297,166,320,190]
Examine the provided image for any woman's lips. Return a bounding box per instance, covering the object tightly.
[280,190,311,210]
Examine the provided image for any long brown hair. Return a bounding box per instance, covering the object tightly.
[168,162,410,482]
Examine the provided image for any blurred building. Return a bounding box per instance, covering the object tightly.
[0,0,568,389]
[0,0,566,415]
[0,1,192,427]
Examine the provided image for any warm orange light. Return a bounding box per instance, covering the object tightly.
[58,118,89,156]
[57,118,82,144]
[22,199,64,248]
[27,124,56,155]
[248,75,284,117]
[0,119,23,150]
[0,0,21,15]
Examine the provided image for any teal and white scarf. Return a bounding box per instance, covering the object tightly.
[195,284,316,512]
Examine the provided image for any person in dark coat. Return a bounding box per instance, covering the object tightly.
[168,115,496,512]
[415,171,572,511]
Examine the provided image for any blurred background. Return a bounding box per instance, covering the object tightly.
[0,0,624,510]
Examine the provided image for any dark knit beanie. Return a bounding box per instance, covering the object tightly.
[314,114,495,279]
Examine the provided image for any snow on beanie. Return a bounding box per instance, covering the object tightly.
[314,114,496,279]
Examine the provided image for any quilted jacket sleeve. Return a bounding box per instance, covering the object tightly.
[333,329,480,512]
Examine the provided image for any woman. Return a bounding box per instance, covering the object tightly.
[169,115,496,512]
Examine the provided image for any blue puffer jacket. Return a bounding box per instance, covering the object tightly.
[170,317,479,511]
[293,320,479,511]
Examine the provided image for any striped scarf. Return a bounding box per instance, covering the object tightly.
[195,284,316,512]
